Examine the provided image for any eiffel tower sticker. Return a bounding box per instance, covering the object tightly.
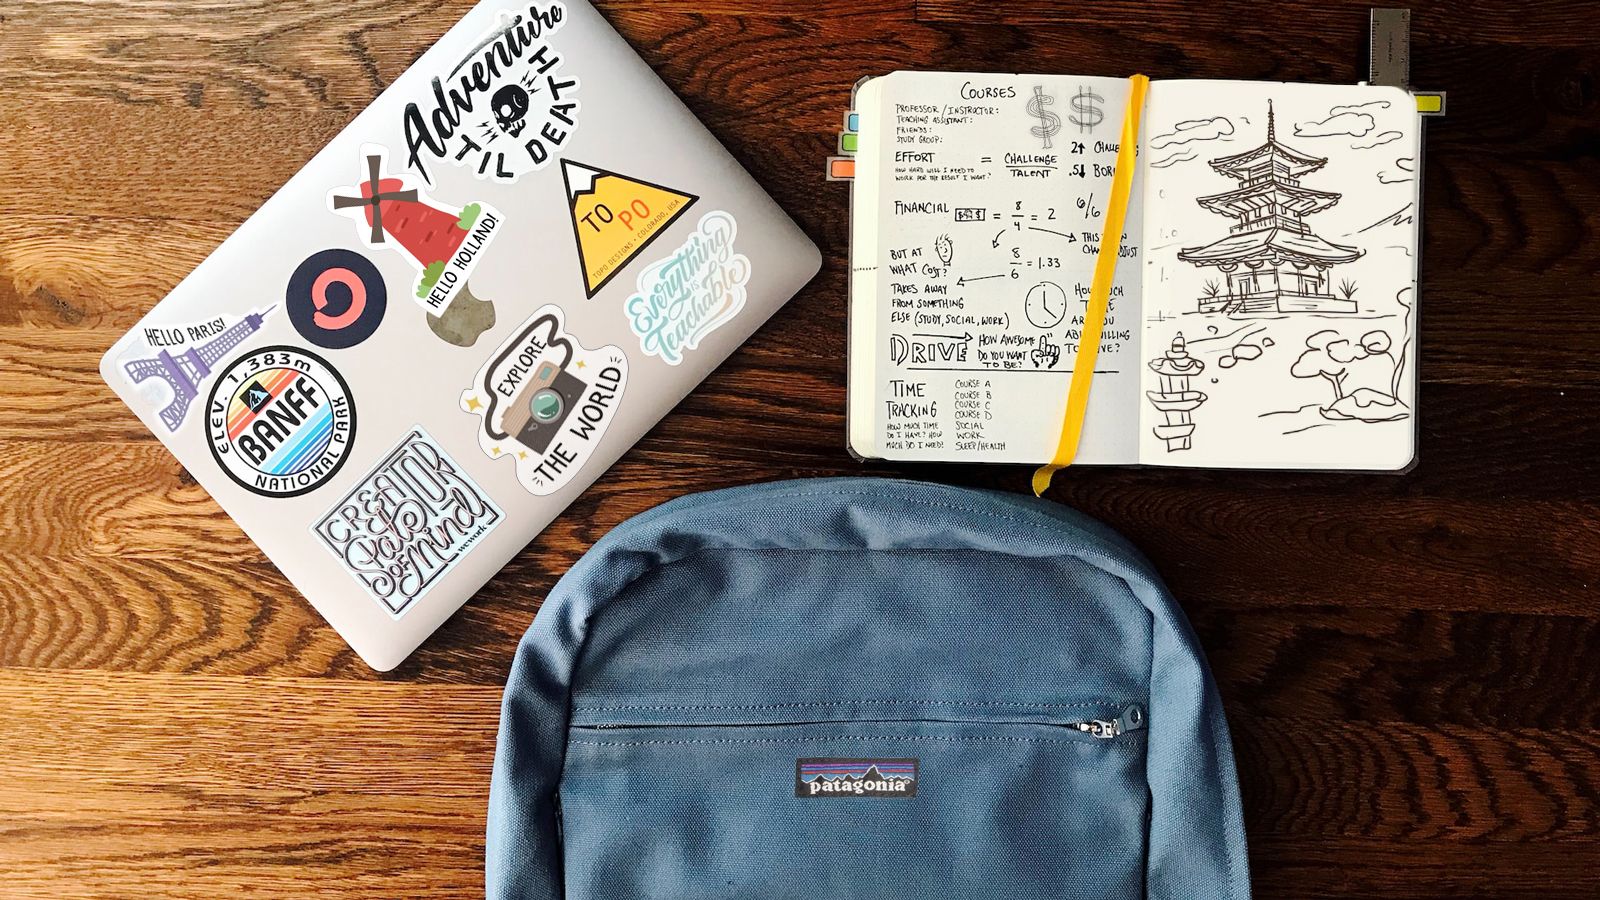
[562,160,697,298]
[121,308,273,433]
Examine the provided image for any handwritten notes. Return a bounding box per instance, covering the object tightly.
[859,73,1143,463]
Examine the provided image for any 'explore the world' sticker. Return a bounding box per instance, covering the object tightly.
[460,307,628,496]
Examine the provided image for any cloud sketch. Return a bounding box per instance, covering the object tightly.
[1377,157,1416,184]
[1294,100,1395,140]
[1149,117,1235,150]
[1151,148,1198,169]
[1352,130,1403,149]
[1331,100,1392,116]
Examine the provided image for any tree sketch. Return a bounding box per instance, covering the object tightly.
[1289,330,1409,423]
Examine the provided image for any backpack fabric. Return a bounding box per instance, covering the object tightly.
[487,478,1250,899]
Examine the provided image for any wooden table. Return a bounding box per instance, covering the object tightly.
[2,1,1596,897]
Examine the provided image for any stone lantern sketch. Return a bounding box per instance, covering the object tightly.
[1146,334,1209,452]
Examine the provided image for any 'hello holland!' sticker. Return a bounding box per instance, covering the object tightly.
[625,211,752,366]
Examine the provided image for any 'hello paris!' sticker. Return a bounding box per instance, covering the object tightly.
[401,2,581,184]
[460,307,628,496]
[205,346,357,498]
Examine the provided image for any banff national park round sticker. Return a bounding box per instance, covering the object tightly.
[205,346,357,498]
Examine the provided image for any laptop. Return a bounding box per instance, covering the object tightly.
[100,0,821,670]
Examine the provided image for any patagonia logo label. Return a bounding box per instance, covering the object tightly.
[795,758,918,798]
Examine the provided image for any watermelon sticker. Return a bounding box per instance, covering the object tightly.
[329,145,503,346]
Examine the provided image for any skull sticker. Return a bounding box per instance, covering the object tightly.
[400,2,581,183]
[493,84,531,138]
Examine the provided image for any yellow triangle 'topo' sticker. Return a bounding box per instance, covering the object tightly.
[563,160,699,298]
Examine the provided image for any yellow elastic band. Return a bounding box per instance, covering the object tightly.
[1033,74,1150,496]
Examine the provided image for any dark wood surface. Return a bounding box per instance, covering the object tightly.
[1,1,1597,897]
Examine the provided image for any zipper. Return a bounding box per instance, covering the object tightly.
[575,704,1147,739]
[1065,704,1146,740]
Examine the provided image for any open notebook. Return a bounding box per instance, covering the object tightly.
[848,73,1423,471]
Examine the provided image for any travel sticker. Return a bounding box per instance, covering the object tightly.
[313,427,503,619]
[625,211,753,366]
[285,249,388,349]
[562,159,698,298]
[122,308,273,433]
[329,145,504,345]
[401,1,580,184]
[205,346,356,498]
[460,307,628,496]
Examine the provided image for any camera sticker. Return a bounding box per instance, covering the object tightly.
[400,1,580,184]
[329,145,504,346]
[625,211,753,365]
[460,307,629,496]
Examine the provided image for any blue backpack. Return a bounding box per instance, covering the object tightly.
[488,478,1250,899]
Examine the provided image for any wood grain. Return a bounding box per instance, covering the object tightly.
[1,0,1598,897]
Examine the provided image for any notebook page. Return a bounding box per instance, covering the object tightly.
[855,71,1144,464]
[1138,81,1421,469]
[847,77,888,457]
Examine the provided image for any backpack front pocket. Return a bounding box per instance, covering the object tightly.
[560,706,1149,900]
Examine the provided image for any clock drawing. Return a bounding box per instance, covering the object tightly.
[1025,281,1068,329]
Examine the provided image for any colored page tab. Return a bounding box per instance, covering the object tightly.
[563,160,698,298]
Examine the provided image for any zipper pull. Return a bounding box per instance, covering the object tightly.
[1072,704,1146,739]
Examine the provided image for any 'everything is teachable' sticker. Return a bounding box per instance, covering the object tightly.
[625,211,752,365]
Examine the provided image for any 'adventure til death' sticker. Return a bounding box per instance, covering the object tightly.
[461,307,628,496]
[625,211,752,365]
[402,1,580,184]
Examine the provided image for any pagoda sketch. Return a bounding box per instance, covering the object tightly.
[1179,102,1364,316]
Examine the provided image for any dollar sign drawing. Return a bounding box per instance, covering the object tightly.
[1070,86,1105,133]
[1027,86,1062,149]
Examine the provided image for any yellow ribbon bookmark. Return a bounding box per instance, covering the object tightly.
[1032,74,1150,496]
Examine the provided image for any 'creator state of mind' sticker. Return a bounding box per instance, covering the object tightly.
[402,1,580,184]
[461,307,628,496]
[313,427,503,619]
[625,211,752,366]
